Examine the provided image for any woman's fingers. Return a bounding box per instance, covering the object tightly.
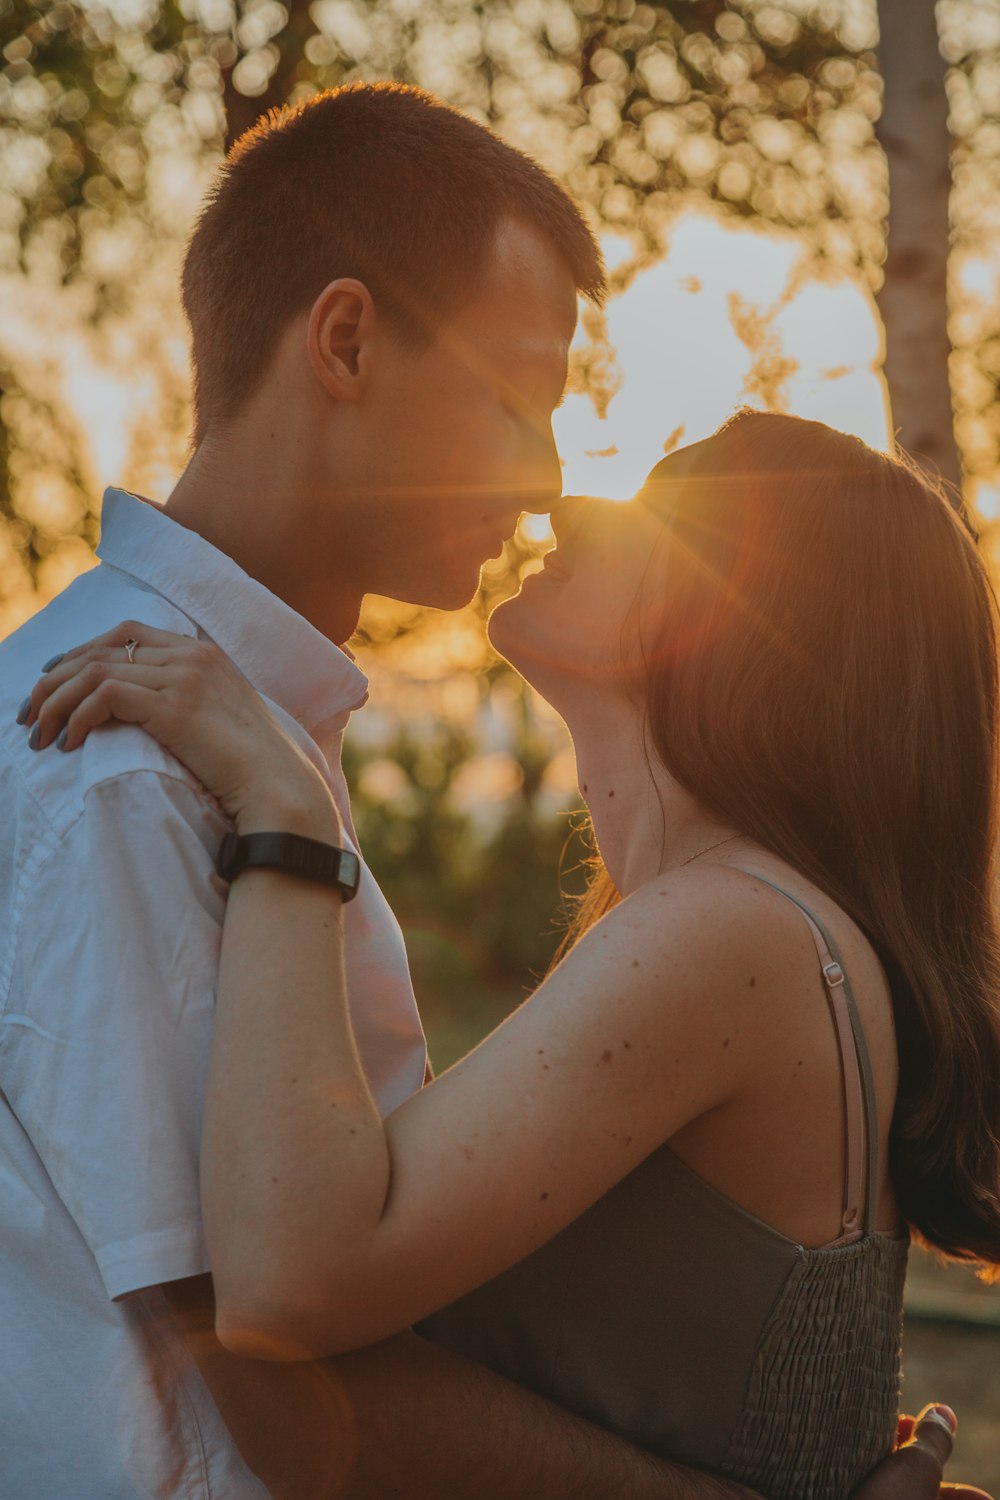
[30,664,168,750]
[25,650,176,730]
[19,622,222,737]
[56,678,163,752]
[14,618,329,826]
[18,619,197,724]
[51,619,192,666]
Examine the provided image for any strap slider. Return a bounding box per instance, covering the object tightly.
[822,960,845,987]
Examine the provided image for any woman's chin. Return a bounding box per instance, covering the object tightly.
[489,587,565,684]
[486,592,530,671]
[487,589,576,709]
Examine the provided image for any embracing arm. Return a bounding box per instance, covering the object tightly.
[165,1275,969,1500]
[12,627,835,1354]
[33,635,740,1356]
[199,797,744,1356]
[165,1275,754,1500]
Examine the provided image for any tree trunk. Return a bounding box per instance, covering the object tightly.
[222,0,315,154]
[875,0,962,497]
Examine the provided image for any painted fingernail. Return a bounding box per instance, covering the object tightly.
[41,654,64,673]
[56,729,69,752]
[15,697,31,725]
[928,1405,957,1434]
[28,723,42,750]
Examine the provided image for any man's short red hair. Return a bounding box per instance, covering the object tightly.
[181,82,606,443]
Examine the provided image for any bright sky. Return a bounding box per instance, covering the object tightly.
[555,212,891,503]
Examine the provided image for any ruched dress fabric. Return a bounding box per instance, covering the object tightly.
[419,877,909,1500]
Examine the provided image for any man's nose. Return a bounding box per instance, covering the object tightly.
[517,423,565,514]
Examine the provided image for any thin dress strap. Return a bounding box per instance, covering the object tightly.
[733,871,881,1238]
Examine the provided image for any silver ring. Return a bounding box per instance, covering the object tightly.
[124,637,139,664]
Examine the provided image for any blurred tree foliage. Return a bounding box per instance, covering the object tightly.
[341,671,593,1066]
[3,0,998,598]
[0,1,950,286]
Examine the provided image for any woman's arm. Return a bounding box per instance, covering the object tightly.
[203,835,755,1357]
[25,624,755,1357]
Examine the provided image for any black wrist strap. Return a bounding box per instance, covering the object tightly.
[216,832,361,902]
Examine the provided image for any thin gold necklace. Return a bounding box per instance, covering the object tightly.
[679,833,742,868]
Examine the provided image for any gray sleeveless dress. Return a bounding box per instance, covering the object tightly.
[419,876,909,1500]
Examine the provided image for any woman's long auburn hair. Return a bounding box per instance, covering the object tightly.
[560,408,1000,1274]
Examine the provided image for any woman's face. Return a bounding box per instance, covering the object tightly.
[488,492,671,713]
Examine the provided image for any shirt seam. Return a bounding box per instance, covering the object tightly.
[136,1288,214,1500]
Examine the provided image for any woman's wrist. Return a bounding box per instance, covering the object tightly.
[235,768,343,843]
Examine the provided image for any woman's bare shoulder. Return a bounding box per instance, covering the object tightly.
[584,860,820,977]
[562,856,897,1093]
[552,861,827,1060]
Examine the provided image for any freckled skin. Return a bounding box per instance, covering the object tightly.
[749,976,756,988]
[601,1049,613,1064]
[540,1192,549,1201]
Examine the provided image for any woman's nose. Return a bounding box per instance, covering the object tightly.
[548,494,602,543]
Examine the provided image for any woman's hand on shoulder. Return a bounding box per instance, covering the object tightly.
[20,620,337,834]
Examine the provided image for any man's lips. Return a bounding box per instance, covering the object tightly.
[540,549,572,582]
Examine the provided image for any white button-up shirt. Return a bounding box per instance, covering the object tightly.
[0,488,427,1497]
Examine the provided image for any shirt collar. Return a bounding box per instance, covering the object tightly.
[96,488,368,735]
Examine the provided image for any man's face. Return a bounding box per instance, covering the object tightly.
[338,218,579,610]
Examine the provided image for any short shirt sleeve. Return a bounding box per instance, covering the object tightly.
[0,770,230,1300]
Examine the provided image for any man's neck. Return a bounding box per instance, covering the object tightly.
[163,434,363,648]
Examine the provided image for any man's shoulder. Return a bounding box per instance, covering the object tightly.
[0,565,221,841]
[0,562,197,694]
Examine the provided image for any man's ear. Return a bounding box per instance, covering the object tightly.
[307,279,376,401]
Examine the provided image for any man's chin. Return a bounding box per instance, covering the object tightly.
[389,570,483,614]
